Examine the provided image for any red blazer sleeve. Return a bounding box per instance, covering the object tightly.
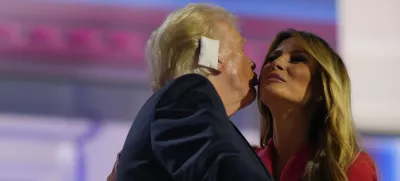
[347,152,378,181]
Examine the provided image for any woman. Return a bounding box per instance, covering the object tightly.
[255,29,377,181]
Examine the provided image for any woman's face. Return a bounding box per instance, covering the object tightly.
[259,37,320,108]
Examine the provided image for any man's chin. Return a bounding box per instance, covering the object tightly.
[239,87,257,109]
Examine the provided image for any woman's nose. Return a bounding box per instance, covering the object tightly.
[270,56,287,70]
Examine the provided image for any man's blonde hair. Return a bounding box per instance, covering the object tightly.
[145,3,238,91]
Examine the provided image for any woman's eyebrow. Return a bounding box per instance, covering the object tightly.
[269,50,282,56]
[291,50,311,58]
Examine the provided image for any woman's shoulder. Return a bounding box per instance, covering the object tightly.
[252,146,262,152]
[347,151,378,181]
[252,145,267,155]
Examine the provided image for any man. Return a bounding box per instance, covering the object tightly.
[113,3,273,181]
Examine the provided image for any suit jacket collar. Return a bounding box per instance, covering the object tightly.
[158,73,228,119]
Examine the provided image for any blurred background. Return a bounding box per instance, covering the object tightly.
[0,0,399,180]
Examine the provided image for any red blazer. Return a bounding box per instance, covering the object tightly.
[255,139,378,181]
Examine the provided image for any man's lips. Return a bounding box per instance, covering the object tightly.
[251,74,259,86]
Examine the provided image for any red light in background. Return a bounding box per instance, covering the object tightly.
[0,22,22,48]
[26,26,63,50]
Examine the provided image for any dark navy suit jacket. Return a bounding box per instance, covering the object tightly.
[117,74,273,181]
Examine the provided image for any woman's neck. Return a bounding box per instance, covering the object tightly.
[271,107,311,177]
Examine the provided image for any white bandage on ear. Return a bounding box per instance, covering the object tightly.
[198,36,219,71]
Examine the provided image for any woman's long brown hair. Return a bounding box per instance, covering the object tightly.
[258,29,361,181]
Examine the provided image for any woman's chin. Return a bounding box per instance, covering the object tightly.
[260,91,293,106]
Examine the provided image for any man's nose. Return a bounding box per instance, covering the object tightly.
[249,59,256,70]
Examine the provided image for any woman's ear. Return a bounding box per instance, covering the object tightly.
[316,95,323,102]
[312,74,324,102]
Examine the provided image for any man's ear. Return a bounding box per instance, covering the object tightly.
[207,58,222,75]
[217,57,224,73]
